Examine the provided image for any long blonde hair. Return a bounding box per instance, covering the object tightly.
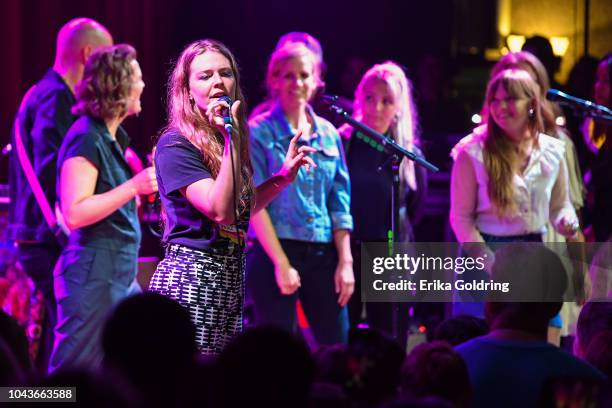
[165,39,253,211]
[350,61,419,190]
[484,68,544,216]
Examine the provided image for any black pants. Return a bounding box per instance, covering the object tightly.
[347,241,410,348]
[246,239,349,345]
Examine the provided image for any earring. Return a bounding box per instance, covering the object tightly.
[189,95,195,105]
[528,107,535,119]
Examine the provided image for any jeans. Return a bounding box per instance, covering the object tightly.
[49,245,140,373]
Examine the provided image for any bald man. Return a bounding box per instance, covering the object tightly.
[8,18,113,371]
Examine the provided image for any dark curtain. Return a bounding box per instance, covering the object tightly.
[0,0,454,181]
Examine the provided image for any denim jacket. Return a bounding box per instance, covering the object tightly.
[249,103,353,243]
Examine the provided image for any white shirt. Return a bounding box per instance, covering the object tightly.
[450,128,577,243]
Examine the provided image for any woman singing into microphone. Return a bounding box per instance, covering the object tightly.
[149,39,314,354]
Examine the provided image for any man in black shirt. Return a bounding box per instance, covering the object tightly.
[7,17,113,370]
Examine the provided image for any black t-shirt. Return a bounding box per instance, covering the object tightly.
[155,131,249,254]
[345,130,426,242]
[8,69,77,242]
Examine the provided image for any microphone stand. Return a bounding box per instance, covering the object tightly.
[563,105,612,124]
[548,90,612,124]
[581,109,612,124]
[324,95,438,342]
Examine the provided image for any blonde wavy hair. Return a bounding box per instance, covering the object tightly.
[349,61,420,190]
[484,68,544,216]
[164,39,253,212]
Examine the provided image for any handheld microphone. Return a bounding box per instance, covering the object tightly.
[547,89,612,115]
[218,95,234,135]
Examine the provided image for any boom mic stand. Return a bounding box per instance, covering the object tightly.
[324,94,438,342]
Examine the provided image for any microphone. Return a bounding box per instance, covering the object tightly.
[218,95,234,135]
[322,94,339,104]
[547,89,612,115]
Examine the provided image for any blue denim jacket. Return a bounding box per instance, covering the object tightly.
[249,103,353,243]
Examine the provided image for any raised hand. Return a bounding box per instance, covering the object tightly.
[276,131,317,183]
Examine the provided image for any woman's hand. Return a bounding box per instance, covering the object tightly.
[274,258,301,295]
[334,259,355,306]
[130,167,158,195]
[556,215,580,239]
[205,98,241,141]
[276,131,317,183]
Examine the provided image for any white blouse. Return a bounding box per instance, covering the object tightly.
[450,128,578,243]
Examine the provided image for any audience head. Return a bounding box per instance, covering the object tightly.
[72,44,144,121]
[346,328,406,406]
[380,396,455,408]
[314,344,351,386]
[433,315,489,346]
[54,17,113,72]
[574,299,612,358]
[309,382,349,408]
[266,42,322,110]
[35,367,137,407]
[400,341,471,408]
[102,293,197,405]
[540,376,606,408]
[485,243,567,336]
[214,326,315,408]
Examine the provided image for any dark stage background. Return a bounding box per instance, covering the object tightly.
[0,0,475,179]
